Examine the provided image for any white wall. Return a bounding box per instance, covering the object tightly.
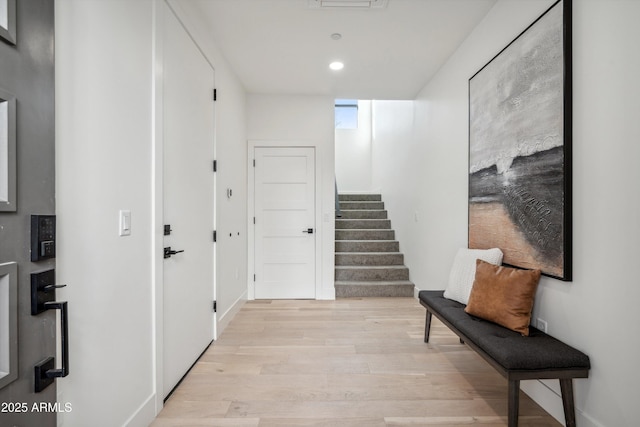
[247,94,336,300]
[372,1,640,426]
[55,1,156,426]
[335,100,373,193]
[56,0,249,425]
[370,100,417,260]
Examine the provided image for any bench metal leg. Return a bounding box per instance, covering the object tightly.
[424,311,432,343]
[560,379,577,427]
[508,379,520,427]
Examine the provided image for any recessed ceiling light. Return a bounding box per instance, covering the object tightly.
[329,61,344,71]
[331,33,342,40]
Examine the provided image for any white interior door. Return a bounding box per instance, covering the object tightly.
[254,147,316,299]
[163,6,215,398]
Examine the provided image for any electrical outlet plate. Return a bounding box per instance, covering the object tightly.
[536,318,548,333]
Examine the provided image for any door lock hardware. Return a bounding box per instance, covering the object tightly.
[31,215,56,261]
[34,301,69,392]
[44,284,67,292]
[31,270,69,393]
[31,270,65,315]
[302,228,314,234]
[164,247,185,259]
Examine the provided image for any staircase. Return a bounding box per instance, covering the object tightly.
[335,194,415,298]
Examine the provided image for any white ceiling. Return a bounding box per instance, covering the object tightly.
[184,0,498,99]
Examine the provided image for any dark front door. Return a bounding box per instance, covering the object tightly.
[0,1,58,426]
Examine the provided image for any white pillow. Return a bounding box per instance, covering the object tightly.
[443,247,503,305]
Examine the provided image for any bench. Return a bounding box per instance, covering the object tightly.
[419,290,590,427]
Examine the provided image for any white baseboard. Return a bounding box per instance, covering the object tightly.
[319,286,336,300]
[521,377,601,427]
[521,380,565,425]
[217,291,247,337]
[123,392,157,427]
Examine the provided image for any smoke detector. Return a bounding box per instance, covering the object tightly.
[307,0,388,9]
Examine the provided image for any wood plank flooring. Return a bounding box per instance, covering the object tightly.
[151,298,561,427]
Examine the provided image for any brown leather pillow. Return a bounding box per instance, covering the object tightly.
[465,259,541,336]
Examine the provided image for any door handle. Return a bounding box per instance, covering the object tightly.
[164,247,185,258]
[302,228,314,234]
[43,284,67,292]
[44,301,69,378]
[34,301,69,392]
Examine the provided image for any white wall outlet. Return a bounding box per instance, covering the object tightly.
[536,318,548,333]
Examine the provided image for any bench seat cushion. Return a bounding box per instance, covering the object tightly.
[419,290,590,372]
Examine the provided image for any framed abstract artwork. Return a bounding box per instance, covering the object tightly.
[468,0,572,280]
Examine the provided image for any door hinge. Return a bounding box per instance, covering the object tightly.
[213,300,217,312]
[213,88,217,101]
[253,274,256,282]
[213,160,217,172]
[253,217,256,224]
[253,159,255,167]
[213,230,217,242]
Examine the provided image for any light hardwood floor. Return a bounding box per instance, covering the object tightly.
[151,298,561,427]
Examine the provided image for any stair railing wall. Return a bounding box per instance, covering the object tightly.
[335,179,342,218]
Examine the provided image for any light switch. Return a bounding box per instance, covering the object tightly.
[119,210,131,236]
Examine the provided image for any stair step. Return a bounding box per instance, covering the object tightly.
[334,194,413,298]
[335,265,410,281]
[338,194,382,202]
[339,201,384,210]
[335,281,415,298]
[335,252,404,266]
[335,240,399,253]
[335,219,391,230]
[339,209,388,219]
[335,230,395,241]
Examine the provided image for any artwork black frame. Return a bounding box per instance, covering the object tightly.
[468,0,572,281]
